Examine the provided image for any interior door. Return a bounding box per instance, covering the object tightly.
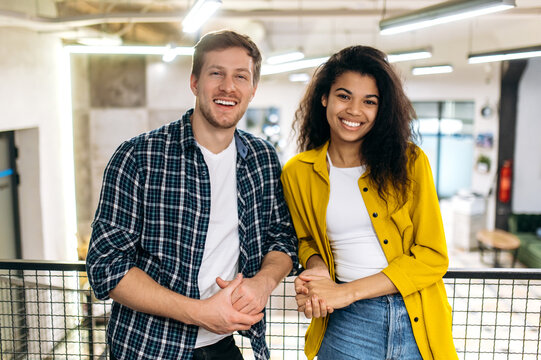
[0,131,20,259]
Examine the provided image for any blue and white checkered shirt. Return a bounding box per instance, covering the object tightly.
[86,109,298,360]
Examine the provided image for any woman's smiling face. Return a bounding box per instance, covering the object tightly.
[322,71,380,148]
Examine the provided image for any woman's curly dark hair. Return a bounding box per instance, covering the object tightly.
[294,45,418,207]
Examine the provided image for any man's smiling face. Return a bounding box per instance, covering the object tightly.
[190,47,257,130]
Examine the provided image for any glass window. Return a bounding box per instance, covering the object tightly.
[412,101,474,198]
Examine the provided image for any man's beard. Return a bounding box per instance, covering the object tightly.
[197,98,242,130]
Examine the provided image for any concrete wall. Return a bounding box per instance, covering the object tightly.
[514,58,541,213]
[71,55,193,239]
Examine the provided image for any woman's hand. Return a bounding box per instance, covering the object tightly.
[299,272,400,318]
[294,266,331,296]
[298,275,355,311]
[295,255,334,319]
[295,267,334,318]
[302,294,333,319]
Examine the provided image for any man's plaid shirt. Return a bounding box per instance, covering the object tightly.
[86,109,298,360]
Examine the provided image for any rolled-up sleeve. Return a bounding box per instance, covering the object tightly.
[86,141,143,300]
[280,160,321,271]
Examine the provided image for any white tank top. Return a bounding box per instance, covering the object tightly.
[326,153,388,283]
[195,139,240,348]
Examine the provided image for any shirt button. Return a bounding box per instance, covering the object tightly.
[372,212,378,218]
[383,239,388,244]
[363,187,368,192]
[414,317,419,322]
[201,170,207,176]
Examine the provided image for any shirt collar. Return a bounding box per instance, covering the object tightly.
[297,141,329,181]
[177,109,197,152]
[234,132,249,159]
[178,108,248,160]
[297,140,370,179]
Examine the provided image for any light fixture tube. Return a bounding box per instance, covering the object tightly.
[261,56,329,76]
[77,35,122,46]
[380,0,515,35]
[468,45,541,64]
[64,45,194,56]
[387,49,432,63]
[288,73,311,83]
[266,51,305,65]
[182,0,222,34]
[412,65,453,76]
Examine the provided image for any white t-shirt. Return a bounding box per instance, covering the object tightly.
[195,139,240,348]
[326,153,388,283]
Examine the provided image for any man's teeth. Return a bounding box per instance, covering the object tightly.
[342,119,361,127]
[214,99,236,106]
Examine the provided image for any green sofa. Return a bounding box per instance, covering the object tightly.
[509,214,541,268]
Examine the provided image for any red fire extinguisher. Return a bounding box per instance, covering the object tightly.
[498,160,512,203]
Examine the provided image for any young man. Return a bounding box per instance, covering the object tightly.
[86,30,298,360]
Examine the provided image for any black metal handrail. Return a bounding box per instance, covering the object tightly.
[0,259,87,271]
[2,259,541,278]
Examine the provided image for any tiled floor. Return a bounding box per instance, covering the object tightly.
[440,198,526,269]
[448,246,524,269]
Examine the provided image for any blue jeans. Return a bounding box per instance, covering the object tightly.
[318,294,422,360]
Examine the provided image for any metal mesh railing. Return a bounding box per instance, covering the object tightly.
[0,261,110,360]
[0,260,539,359]
[445,269,541,360]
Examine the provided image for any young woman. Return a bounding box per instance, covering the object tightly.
[281,46,457,359]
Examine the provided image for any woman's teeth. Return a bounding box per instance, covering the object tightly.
[341,119,361,127]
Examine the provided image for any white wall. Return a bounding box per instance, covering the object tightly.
[514,58,541,213]
[0,28,77,260]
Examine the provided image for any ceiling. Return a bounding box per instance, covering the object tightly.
[1,0,540,78]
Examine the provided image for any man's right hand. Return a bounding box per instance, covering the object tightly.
[193,274,264,334]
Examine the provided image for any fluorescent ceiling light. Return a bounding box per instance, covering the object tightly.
[266,51,305,65]
[468,45,541,64]
[387,49,432,63]
[288,73,311,83]
[412,65,453,76]
[77,35,122,46]
[262,56,329,76]
[162,45,178,62]
[380,0,515,35]
[182,0,222,34]
[65,45,194,56]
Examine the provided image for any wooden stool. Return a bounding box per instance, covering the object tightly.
[476,229,521,267]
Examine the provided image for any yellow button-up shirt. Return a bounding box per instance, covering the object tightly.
[281,141,457,359]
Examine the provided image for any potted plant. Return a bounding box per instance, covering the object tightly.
[476,154,491,173]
